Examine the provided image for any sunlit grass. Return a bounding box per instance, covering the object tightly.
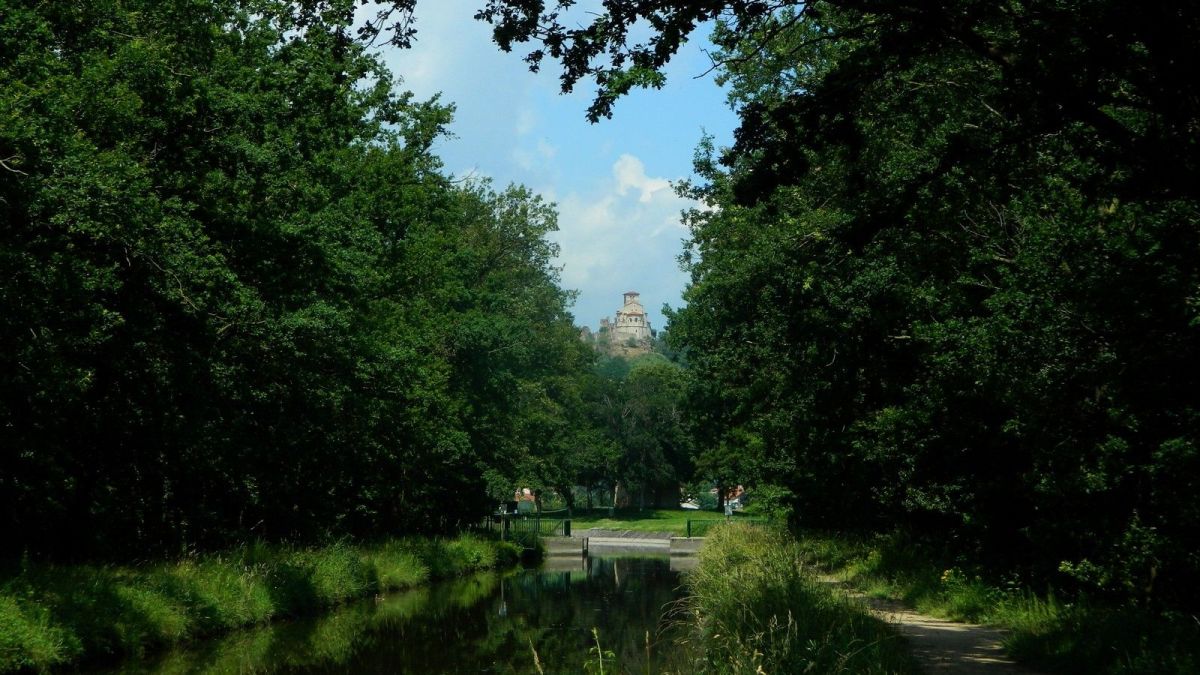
[684,523,921,674]
[0,534,523,672]
[569,507,748,535]
[0,595,79,671]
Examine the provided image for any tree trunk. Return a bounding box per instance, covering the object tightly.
[559,485,575,517]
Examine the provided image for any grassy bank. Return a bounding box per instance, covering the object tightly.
[684,523,921,674]
[0,534,525,672]
[98,573,502,674]
[569,507,755,535]
[793,531,1200,674]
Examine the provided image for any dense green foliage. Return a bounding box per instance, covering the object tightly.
[686,523,920,674]
[513,350,694,512]
[0,534,520,671]
[0,0,588,559]
[8,2,1198,669]
[673,1,1200,609]
[474,0,1200,609]
[603,359,692,508]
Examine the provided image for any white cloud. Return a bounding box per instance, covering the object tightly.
[550,154,696,327]
[356,1,735,329]
[515,108,537,136]
[613,154,672,203]
[537,138,558,161]
[511,146,534,170]
[511,138,559,171]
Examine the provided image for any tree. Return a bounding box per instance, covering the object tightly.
[664,2,1200,606]
[469,0,1199,201]
[452,0,1200,606]
[1,0,588,559]
[616,361,692,509]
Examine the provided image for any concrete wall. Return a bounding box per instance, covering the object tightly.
[670,537,705,556]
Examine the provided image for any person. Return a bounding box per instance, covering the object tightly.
[724,499,733,521]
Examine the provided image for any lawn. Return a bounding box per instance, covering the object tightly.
[566,507,748,536]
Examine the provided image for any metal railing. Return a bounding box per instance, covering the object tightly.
[480,513,571,540]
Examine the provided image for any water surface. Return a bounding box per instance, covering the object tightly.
[98,554,700,674]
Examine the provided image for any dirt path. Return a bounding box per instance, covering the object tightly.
[822,578,1042,675]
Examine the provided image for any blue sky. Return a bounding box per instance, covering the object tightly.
[369,1,738,332]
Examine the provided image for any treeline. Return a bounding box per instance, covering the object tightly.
[508,348,694,514]
[0,1,588,560]
[667,4,1200,607]
[472,0,1200,607]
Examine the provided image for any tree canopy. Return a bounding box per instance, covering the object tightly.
[1,0,590,559]
[464,0,1199,607]
[669,2,1198,607]
[6,1,1198,615]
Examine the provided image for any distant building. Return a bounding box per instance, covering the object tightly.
[612,291,652,343]
[583,290,655,356]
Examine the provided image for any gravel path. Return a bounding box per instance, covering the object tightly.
[862,597,1039,674]
[822,578,1042,675]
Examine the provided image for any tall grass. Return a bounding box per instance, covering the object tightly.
[792,530,1200,674]
[0,534,522,672]
[683,523,921,674]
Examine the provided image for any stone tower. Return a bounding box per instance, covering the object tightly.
[612,291,652,343]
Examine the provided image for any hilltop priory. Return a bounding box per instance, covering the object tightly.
[608,291,652,342]
[584,291,654,356]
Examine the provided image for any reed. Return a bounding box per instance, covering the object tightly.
[684,523,920,674]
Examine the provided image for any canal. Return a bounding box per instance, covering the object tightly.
[95,553,700,674]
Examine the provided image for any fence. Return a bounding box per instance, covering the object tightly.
[479,513,571,540]
[686,517,772,538]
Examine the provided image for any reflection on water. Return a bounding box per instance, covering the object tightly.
[95,555,699,674]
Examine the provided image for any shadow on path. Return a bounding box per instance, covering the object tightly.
[821,577,1042,675]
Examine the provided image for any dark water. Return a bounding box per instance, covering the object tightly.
[99,554,700,674]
